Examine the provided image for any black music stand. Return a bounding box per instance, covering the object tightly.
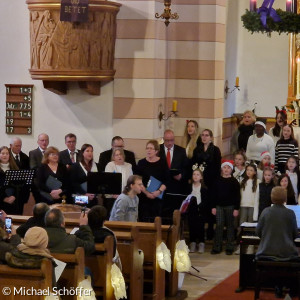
[87,172,122,195]
[3,170,35,214]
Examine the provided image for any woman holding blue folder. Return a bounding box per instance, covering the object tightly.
[136,140,168,222]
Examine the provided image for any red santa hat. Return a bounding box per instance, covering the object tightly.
[221,160,234,170]
[260,151,271,161]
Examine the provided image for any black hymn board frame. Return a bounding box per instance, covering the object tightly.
[5,84,33,135]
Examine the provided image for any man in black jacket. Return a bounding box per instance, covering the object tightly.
[9,137,30,170]
[98,136,136,172]
[159,130,188,221]
[59,133,81,167]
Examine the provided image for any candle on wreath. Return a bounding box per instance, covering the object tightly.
[250,0,257,12]
[286,0,292,12]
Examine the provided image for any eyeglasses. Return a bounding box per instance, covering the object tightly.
[201,134,210,137]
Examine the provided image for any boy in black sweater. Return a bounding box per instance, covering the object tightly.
[211,161,241,255]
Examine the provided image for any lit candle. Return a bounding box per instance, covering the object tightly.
[293,0,297,13]
[235,77,239,87]
[286,0,292,12]
[172,100,178,112]
[250,0,257,12]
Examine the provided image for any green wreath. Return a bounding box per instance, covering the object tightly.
[242,9,300,34]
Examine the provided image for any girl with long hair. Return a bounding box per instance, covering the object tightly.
[277,174,297,205]
[275,124,298,174]
[183,120,200,159]
[258,167,276,218]
[186,168,209,253]
[285,156,300,203]
[269,109,287,144]
[240,163,260,224]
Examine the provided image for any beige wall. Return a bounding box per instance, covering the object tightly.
[113,0,227,159]
[0,1,226,159]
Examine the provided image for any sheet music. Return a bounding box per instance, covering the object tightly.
[240,222,257,227]
[53,258,67,281]
[69,227,79,234]
[285,205,300,228]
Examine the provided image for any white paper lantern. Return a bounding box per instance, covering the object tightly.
[111,263,127,299]
[156,242,171,272]
[174,240,191,272]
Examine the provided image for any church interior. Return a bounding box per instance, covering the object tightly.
[1,0,300,299]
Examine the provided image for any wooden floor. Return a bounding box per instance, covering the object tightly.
[182,242,239,300]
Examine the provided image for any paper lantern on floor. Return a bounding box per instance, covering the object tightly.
[156,242,171,272]
[174,240,191,273]
[111,263,127,299]
[77,276,96,300]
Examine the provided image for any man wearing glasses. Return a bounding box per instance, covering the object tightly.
[59,133,81,168]
[98,136,136,172]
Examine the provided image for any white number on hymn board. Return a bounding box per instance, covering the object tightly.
[19,87,32,94]
[6,127,13,133]
[19,103,31,109]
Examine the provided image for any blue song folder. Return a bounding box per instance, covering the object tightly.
[146,176,164,199]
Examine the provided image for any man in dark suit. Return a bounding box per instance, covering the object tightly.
[9,137,30,170]
[98,136,136,172]
[29,133,49,204]
[29,133,49,169]
[159,130,188,222]
[59,133,81,168]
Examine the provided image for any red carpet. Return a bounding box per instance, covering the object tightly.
[197,271,297,300]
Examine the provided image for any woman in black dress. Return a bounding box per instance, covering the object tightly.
[136,140,168,222]
[68,144,99,207]
[36,147,70,204]
[0,146,23,214]
[231,110,256,153]
[192,129,222,239]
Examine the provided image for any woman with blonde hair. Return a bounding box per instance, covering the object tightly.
[105,148,133,191]
[136,140,168,222]
[36,146,69,204]
[183,120,200,159]
[231,110,256,153]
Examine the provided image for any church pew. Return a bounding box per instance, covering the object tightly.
[104,217,165,300]
[161,210,181,298]
[85,235,115,300]
[0,258,53,300]
[51,247,85,300]
[113,226,144,300]
[105,210,182,299]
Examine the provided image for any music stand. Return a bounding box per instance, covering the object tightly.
[4,170,35,186]
[87,172,122,195]
[3,170,35,214]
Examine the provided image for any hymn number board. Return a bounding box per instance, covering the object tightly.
[5,84,33,135]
